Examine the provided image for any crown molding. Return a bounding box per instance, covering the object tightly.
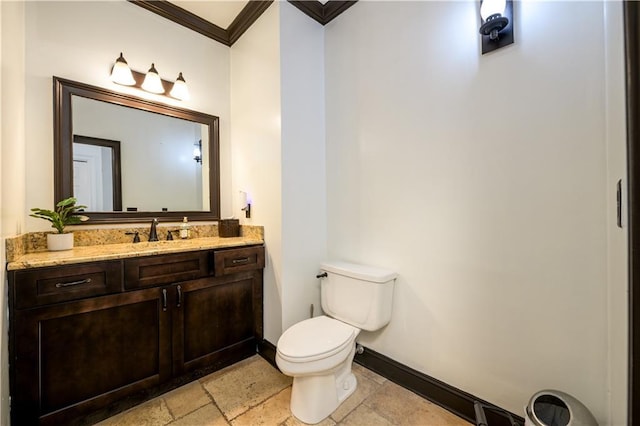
[228,1,274,45]
[128,0,273,46]
[130,0,356,45]
[288,0,357,25]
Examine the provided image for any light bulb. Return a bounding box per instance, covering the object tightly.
[480,0,506,21]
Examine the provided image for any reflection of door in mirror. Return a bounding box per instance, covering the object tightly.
[73,135,122,212]
[72,96,210,212]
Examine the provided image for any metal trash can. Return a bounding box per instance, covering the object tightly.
[525,390,598,426]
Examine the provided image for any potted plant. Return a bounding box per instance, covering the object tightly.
[30,197,89,251]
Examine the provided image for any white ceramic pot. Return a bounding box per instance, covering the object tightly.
[47,233,74,251]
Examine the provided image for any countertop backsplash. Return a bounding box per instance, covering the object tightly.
[6,223,264,263]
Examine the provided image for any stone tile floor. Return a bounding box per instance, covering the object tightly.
[96,355,471,426]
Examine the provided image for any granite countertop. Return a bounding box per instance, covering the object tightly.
[7,235,264,271]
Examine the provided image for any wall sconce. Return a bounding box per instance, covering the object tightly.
[479,0,513,54]
[239,191,251,219]
[110,53,190,101]
[193,140,202,164]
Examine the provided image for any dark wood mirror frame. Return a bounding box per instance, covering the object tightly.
[54,76,220,224]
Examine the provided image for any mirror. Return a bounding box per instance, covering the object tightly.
[54,76,220,223]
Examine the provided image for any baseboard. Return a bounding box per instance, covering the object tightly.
[354,347,524,426]
[259,339,523,426]
[257,339,278,369]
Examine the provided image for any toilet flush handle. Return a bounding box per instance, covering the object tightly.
[316,272,328,279]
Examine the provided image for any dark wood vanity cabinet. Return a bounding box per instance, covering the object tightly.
[8,245,265,425]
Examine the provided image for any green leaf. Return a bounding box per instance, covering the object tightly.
[30,197,89,233]
[56,197,77,208]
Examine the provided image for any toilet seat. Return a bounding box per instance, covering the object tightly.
[277,316,359,363]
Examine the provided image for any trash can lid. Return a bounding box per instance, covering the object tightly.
[525,390,598,426]
[527,394,570,426]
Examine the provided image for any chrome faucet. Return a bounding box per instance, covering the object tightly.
[149,218,159,242]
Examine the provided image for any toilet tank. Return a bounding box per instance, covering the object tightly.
[320,261,397,331]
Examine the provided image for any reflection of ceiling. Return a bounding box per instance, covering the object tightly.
[129,1,357,46]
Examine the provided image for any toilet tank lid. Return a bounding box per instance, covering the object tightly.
[320,261,397,283]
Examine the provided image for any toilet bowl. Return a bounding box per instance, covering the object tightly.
[276,261,397,425]
[276,315,361,424]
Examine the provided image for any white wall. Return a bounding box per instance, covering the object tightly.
[325,1,625,423]
[0,2,26,424]
[230,2,283,343]
[230,1,327,342]
[0,2,26,423]
[24,0,232,230]
[279,2,327,331]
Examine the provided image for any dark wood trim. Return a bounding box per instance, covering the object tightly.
[288,1,324,25]
[257,339,278,369]
[288,0,357,25]
[260,340,521,425]
[128,0,273,47]
[128,0,229,45]
[322,1,358,25]
[131,0,355,38]
[73,135,123,212]
[228,1,275,46]
[624,2,640,424]
[53,76,221,224]
[354,347,524,426]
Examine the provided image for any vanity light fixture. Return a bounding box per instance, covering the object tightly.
[110,53,190,101]
[141,63,165,94]
[479,0,513,54]
[110,53,136,86]
[193,140,202,164]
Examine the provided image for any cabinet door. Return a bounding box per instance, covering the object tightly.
[172,271,261,375]
[12,288,172,426]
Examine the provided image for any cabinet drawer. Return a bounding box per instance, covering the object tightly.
[13,261,123,309]
[213,246,265,277]
[124,251,209,289]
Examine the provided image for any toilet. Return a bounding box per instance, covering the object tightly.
[276,261,397,424]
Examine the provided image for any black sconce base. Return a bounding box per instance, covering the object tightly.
[481,0,514,54]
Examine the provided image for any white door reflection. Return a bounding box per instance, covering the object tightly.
[72,135,122,211]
